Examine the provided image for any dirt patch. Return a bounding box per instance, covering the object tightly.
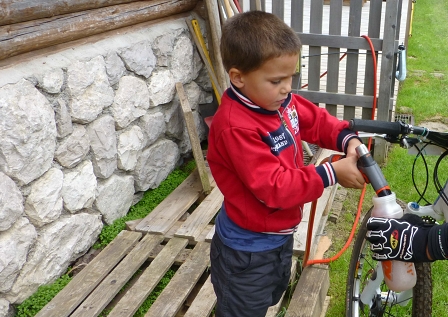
[420,119,448,132]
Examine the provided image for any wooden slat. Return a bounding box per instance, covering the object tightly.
[291,0,305,94]
[308,0,323,93]
[144,242,211,317]
[174,186,223,241]
[71,234,164,317]
[0,0,198,61]
[343,0,363,121]
[290,0,304,33]
[205,225,215,242]
[108,237,189,317]
[362,0,383,120]
[183,275,216,317]
[204,0,228,92]
[285,265,330,317]
[134,170,203,234]
[375,0,400,162]
[35,231,142,317]
[296,33,384,51]
[176,82,211,195]
[325,0,343,117]
[296,90,373,108]
[272,0,285,21]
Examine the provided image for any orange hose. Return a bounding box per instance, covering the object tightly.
[304,35,377,267]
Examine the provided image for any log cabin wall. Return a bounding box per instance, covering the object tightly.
[0,1,213,313]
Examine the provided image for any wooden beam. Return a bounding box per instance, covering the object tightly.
[204,0,228,91]
[0,0,144,26]
[285,265,330,317]
[176,82,212,195]
[0,0,198,61]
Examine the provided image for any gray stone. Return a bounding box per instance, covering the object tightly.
[0,218,37,293]
[171,35,194,84]
[138,111,165,147]
[37,68,64,94]
[104,51,126,86]
[0,172,23,232]
[54,99,73,139]
[147,69,175,107]
[117,125,145,171]
[61,160,97,213]
[24,168,63,227]
[165,100,184,140]
[118,41,156,78]
[5,213,102,304]
[87,115,117,178]
[111,76,150,129]
[0,79,57,185]
[94,174,134,224]
[0,298,14,317]
[55,124,90,168]
[153,29,183,67]
[133,139,180,191]
[67,56,114,123]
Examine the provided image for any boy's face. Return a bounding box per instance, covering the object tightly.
[230,53,299,111]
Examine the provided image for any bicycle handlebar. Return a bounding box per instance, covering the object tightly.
[349,119,448,148]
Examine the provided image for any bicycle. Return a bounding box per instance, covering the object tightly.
[344,119,448,317]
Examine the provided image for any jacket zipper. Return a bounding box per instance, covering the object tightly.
[277,110,299,168]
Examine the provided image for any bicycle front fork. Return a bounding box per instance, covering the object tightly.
[360,263,413,308]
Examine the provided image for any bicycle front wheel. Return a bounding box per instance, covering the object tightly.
[345,208,432,317]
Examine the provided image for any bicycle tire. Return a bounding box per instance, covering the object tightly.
[345,208,432,317]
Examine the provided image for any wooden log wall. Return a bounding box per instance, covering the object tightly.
[0,0,199,62]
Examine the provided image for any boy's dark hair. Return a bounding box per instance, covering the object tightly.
[220,11,302,73]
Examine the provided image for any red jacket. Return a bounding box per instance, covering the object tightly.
[207,87,356,233]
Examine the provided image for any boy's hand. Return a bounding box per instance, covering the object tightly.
[331,156,365,189]
[346,138,363,159]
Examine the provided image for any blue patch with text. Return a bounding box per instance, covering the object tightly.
[261,127,294,156]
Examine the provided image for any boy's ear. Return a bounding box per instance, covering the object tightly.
[228,68,244,88]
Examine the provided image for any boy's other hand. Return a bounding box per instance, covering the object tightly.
[332,156,365,189]
[346,138,363,159]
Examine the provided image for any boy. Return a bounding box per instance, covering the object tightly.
[206,11,365,317]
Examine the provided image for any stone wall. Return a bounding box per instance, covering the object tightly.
[0,16,212,315]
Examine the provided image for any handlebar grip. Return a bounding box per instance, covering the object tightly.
[349,119,404,136]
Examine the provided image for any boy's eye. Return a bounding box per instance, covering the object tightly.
[271,80,281,85]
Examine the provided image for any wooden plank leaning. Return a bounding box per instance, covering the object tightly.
[35,230,142,317]
[175,82,211,195]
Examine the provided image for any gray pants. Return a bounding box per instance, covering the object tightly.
[210,233,293,317]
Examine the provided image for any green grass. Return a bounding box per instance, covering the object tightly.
[395,0,448,123]
[326,0,448,315]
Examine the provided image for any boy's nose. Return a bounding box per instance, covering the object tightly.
[281,79,292,94]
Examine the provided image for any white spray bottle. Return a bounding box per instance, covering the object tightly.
[356,144,416,291]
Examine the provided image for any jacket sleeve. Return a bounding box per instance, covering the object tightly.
[294,95,360,153]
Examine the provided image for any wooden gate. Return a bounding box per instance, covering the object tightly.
[243,0,408,161]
